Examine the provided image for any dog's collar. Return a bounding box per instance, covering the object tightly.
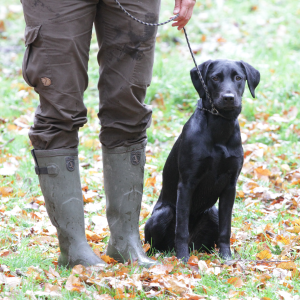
[197,99,233,120]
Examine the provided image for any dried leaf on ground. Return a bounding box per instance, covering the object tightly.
[256,250,272,260]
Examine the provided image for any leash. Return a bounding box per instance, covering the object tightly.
[114,0,227,119]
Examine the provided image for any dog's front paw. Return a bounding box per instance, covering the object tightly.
[176,247,190,263]
[219,246,232,260]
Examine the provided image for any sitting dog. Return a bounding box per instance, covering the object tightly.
[145,59,260,261]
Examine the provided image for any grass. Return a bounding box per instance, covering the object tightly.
[1,0,300,299]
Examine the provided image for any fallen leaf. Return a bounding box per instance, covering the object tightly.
[281,164,291,172]
[187,255,199,266]
[0,187,13,197]
[96,295,113,300]
[95,294,114,300]
[256,250,272,260]
[143,243,150,253]
[44,283,61,293]
[198,261,208,273]
[100,255,118,264]
[0,273,22,288]
[0,249,12,257]
[114,293,135,299]
[277,261,297,270]
[145,177,156,187]
[227,277,244,288]
[65,274,86,292]
[150,264,173,275]
[286,226,300,233]
[85,230,102,242]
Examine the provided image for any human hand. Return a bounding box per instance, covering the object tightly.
[172,0,196,30]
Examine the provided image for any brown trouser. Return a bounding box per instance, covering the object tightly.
[21,0,160,149]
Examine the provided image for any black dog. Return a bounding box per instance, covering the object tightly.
[145,59,260,261]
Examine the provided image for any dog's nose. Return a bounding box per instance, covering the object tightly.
[223,93,235,102]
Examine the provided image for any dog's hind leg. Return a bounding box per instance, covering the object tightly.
[145,204,175,251]
[189,206,219,253]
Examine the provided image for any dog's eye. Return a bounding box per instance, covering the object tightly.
[212,76,219,81]
[236,76,242,81]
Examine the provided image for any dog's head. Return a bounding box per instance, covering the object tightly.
[190,59,260,119]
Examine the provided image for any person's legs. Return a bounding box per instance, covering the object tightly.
[22,0,98,150]
[22,0,105,267]
[95,0,160,148]
[95,0,161,266]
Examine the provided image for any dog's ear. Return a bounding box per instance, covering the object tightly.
[190,60,213,98]
[240,61,260,98]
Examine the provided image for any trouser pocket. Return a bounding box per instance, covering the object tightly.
[22,25,42,87]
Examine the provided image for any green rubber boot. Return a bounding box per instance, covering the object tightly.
[102,141,156,268]
[31,149,106,269]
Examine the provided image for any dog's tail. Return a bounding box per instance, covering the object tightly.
[188,205,219,252]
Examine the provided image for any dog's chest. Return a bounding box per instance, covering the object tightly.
[191,153,240,212]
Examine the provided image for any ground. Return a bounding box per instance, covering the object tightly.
[1,0,300,299]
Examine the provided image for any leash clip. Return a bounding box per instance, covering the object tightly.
[211,107,219,115]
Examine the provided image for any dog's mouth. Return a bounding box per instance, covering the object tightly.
[213,95,242,112]
[214,102,240,111]
[220,106,237,111]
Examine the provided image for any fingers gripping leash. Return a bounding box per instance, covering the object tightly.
[114,0,227,118]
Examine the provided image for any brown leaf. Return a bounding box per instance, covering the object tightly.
[65,274,85,292]
[227,277,244,288]
[100,255,118,265]
[26,266,43,281]
[286,226,300,233]
[0,187,13,197]
[0,273,21,288]
[114,293,135,299]
[44,266,60,280]
[276,235,290,245]
[228,290,245,298]
[163,277,188,295]
[116,267,130,276]
[152,93,166,110]
[140,209,150,220]
[143,243,150,253]
[182,292,207,299]
[257,274,271,283]
[217,37,226,43]
[96,295,113,300]
[0,20,6,32]
[277,261,297,270]
[254,167,271,177]
[187,255,199,266]
[243,181,259,194]
[72,264,86,275]
[82,139,99,150]
[29,211,42,220]
[30,236,58,245]
[145,177,156,187]
[291,268,299,278]
[85,230,102,242]
[149,264,174,275]
[0,249,12,257]
[236,190,244,198]
[256,250,272,260]
[44,283,61,293]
